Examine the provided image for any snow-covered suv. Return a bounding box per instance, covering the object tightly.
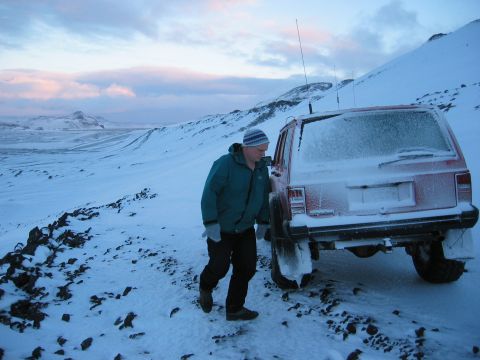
[269,105,478,288]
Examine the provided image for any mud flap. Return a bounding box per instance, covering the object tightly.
[442,229,474,261]
[276,239,312,284]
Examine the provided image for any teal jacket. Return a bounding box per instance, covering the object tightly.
[201,143,270,234]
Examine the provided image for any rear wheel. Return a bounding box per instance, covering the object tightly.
[411,241,465,283]
[271,239,299,289]
[269,197,311,289]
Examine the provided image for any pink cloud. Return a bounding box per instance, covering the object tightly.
[0,70,135,100]
[102,83,136,97]
[276,23,333,46]
[206,0,257,12]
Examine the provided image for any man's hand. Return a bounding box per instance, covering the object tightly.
[256,224,270,240]
[203,223,221,242]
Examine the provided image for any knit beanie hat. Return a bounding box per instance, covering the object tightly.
[242,128,269,147]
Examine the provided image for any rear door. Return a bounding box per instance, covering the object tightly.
[271,126,295,215]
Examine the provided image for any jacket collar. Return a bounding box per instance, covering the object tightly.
[228,143,267,170]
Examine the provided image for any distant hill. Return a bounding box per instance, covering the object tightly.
[0,111,106,130]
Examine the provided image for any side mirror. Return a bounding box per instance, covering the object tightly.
[262,156,272,166]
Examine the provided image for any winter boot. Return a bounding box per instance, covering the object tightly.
[226,307,258,321]
[199,287,213,313]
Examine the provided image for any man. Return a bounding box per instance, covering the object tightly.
[199,128,270,321]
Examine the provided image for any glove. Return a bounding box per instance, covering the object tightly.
[203,223,221,242]
[256,224,270,240]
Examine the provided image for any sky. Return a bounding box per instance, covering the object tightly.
[0,0,479,125]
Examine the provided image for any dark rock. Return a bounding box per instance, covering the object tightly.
[129,332,145,339]
[22,227,47,255]
[62,314,70,322]
[366,324,378,336]
[170,307,180,318]
[54,349,65,355]
[346,349,362,360]
[346,322,357,334]
[473,346,479,354]
[119,312,136,329]
[0,288,4,300]
[122,286,132,296]
[67,258,77,265]
[0,252,24,277]
[90,295,105,309]
[114,354,123,360]
[415,327,426,337]
[392,310,400,316]
[80,337,93,351]
[58,229,89,248]
[428,33,447,42]
[57,336,67,346]
[26,346,44,360]
[181,354,194,360]
[281,321,288,327]
[9,300,46,328]
[54,212,69,228]
[57,284,72,300]
[352,287,361,295]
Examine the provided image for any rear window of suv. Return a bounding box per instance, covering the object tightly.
[296,110,453,168]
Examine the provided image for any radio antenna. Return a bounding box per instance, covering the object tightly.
[334,64,340,109]
[296,19,313,114]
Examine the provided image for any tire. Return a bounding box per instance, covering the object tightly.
[269,197,311,289]
[263,228,271,242]
[271,238,299,289]
[412,241,465,283]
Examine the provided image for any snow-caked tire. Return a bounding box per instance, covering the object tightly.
[269,197,310,289]
[271,239,299,289]
[412,241,465,283]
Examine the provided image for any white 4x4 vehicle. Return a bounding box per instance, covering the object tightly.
[269,105,478,289]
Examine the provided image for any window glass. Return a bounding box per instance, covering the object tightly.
[281,128,293,169]
[298,110,451,165]
[274,131,286,167]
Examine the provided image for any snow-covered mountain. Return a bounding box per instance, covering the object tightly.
[0,20,479,360]
[0,111,106,131]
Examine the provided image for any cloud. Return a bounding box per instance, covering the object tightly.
[102,84,136,97]
[372,0,419,30]
[0,0,183,46]
[76,66,293,98]
[241,1,423,79]
[0,70,135,100]
[0,67,301,124]
[205,0,258,12]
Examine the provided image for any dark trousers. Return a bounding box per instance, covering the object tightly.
[200,227,257,313]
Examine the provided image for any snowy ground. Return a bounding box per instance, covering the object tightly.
[1,20,480,360]
[0,122,478,360]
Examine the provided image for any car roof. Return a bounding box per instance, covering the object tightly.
[280,104,437,133]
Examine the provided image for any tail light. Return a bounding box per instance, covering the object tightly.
[288,186,306,215]
[456,172,472,203]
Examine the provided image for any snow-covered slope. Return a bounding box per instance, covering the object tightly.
[0,20,479,360]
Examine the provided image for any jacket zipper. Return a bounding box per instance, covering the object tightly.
[234,169,255,225]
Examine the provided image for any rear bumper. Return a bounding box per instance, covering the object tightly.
[288,206,479,241]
